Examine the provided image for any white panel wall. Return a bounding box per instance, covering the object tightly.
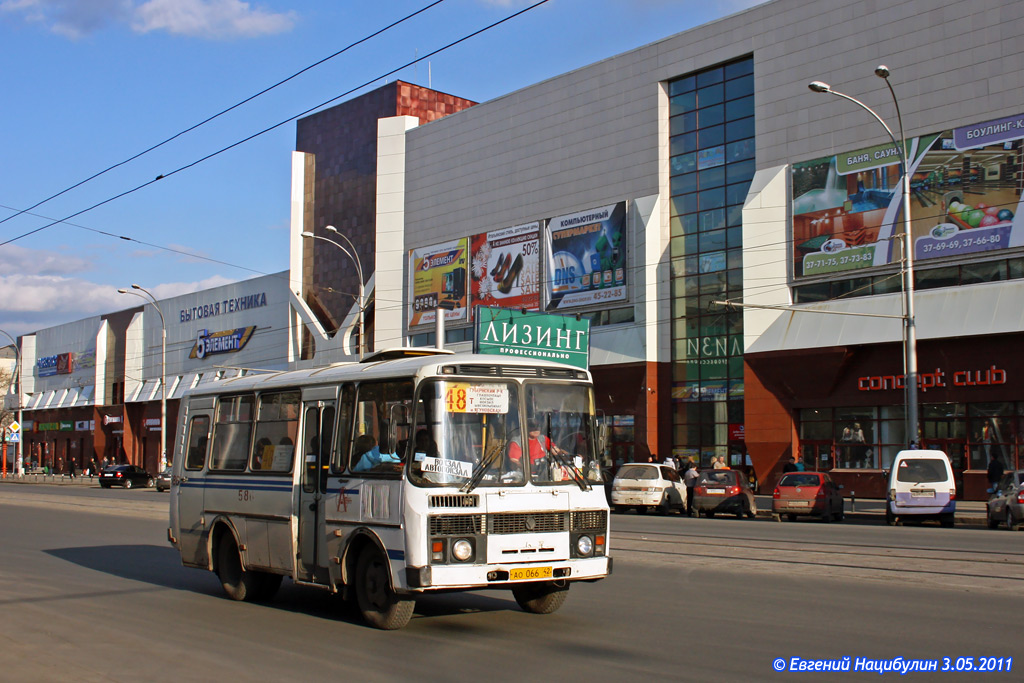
[398,0,1023,365]
[375,116,419,350]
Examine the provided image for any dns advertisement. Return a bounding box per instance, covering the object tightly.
[470,221,540,319]
[544,202,627,311]
[408,238,469,326]
[792,112,1024,279]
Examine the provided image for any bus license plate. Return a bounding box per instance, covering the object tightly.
[510,566,553,581]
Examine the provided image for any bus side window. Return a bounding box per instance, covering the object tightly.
[332,385,354,474]
[184,416,210,470]
[211,394,254,472]
[249,391,299,473]
[349,380,412,474]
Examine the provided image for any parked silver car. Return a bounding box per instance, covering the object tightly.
[155,468,173,492]
[610,463,688,515]
[986,470,1024,530]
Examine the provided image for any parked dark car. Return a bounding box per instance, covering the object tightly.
[693,469,756,518]
[773,472,844,522]
[986,469,1024,530]
[100,465,154,489]
[155,468,173,492]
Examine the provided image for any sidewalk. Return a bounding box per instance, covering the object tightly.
[753,494,988,526]
[0,473,105,487]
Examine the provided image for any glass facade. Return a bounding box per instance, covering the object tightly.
[668,57,754,467]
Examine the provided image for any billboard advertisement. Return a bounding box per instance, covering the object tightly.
[792,112,1024,279]
[470,221,540,318]
[544,202,627,311]
[408,238,469,327]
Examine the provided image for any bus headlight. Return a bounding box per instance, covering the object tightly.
[452,539,473,562]
[576,535,593,556]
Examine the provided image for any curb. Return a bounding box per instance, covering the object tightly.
[754,507,986,527]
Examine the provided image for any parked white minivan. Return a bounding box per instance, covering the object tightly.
[886,450,956,527]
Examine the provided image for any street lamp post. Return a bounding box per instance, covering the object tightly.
[118,285,168,472]
[301,227,365,360]
[808,66,919,446]
[0,328,24,475]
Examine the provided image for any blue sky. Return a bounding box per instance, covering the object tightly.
[0,0,765,338]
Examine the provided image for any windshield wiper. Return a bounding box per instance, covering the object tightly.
[543,414,590,491]
[461,437,508,493]
[548,447,591,491]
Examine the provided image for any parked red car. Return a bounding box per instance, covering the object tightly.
[772,472,844,522]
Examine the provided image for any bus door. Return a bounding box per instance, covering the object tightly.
[174,399,213,567]
[297,400,335,583]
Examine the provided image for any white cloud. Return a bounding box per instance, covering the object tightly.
[132,0,295,38]
[1,0,294,39]
[0,273,237,337]
[0,245,93,276]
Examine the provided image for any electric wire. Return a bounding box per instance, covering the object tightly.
[0,0,553,248]
[0,0,449,231]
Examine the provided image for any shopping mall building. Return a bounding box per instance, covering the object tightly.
[5,0,1022,498]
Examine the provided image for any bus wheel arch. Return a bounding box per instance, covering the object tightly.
[341,530,414,630]
[210,519,275,603]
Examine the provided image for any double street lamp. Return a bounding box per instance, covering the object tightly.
[301,226,365,360]
[808,66,920,446]
[118,284,168,472]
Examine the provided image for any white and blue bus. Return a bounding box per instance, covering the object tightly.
[168,349,611,629]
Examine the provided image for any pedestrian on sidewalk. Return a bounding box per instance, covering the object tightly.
[683,460,699,517]
[987,453,1004,494]
[68,459,76,479]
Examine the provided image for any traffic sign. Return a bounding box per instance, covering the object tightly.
[7,432,20,443]
[9,421,20,434]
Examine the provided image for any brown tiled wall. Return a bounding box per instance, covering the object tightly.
[296,81,475,345]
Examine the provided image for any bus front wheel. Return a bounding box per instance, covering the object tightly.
[355,548,414,630]
[512,581,569,614]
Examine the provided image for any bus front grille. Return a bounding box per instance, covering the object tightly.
[571,510,608,531]
[489,512,565,535]
[429,494,479,508]
[429,514,484,536]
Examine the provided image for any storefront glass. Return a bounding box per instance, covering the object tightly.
[797,401,1023,472]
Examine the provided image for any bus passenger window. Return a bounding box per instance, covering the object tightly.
[249,391,299,473]
[211,395,254,471]
[184,416,210,470]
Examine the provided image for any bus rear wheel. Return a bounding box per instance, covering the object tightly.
[217,535,260,602]
[355,548,414,630]
[512,581,569,614]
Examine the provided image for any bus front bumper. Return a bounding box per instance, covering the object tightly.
[404,556,611,591]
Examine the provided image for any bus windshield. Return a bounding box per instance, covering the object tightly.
[523,382,602,486]
[407,379,603,489]
[408,380,524,488]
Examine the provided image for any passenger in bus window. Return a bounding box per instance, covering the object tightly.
[352,434,401,472]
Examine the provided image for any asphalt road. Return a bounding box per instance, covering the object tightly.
[1,483,1021,681]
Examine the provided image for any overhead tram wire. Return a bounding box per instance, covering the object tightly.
[0,0,449,231]
[0,0,552,249]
